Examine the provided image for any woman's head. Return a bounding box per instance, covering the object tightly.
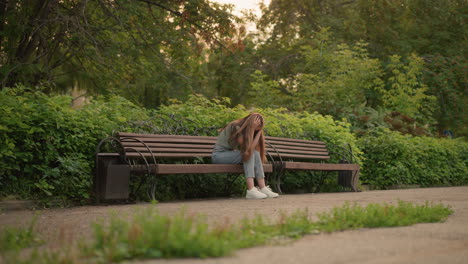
[233,113,264,136]
[243,113,264,131]
[229,113,266,162]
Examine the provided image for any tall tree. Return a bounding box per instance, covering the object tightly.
[258,0,467,58]
[0,0,236,107]
[255,0,466,135]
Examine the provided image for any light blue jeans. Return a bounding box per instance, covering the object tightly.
[212,146,265,179]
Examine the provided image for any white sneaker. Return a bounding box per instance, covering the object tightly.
[259,186,279,198]
[246,188,267,199]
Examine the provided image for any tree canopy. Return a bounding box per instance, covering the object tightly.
[1,0,237,106]
[1,0,466,136]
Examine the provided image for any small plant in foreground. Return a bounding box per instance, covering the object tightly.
[315,200,453,232]
[0,217,42,252]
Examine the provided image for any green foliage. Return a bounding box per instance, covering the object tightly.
[294,42,383,117]
[377,55,436,123]
[0,89,359,202]
[358,129,468,188]
[5,201,453,263]
[2,0,465,138]
[316,200,453,232]
[1,0,236,108]
[422,54,467,136]
[258,0,466,58]
[200,27,259,106]
[62,201,455,262]
[83,209,237,261]
[2,88,466,203]
[0,86,149,202]
[254,1,466,137]
[248,70,291,109]
[0,217,41,252]
[248,38,384,119]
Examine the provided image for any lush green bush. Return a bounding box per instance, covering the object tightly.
[358,129,468,188]
[0,90,359,202]
[2,88,465,203]
[0,86,150,203]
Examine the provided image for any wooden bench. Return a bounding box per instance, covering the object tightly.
[264,136,360,193]
[95,132,359,202]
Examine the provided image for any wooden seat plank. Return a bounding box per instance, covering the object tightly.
[125,152,212,158]
[267,145,328,152]
[266,136,326,145]
[124,147,213,153]
[283,162,359,171]
[270,153,330,160]
[130,164,273,174]
[119,133,217,140]
[121,142,215,149]
[266,139,326,148]
[271,148,329,155]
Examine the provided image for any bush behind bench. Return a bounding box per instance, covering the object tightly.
[1,88,466,203]
[359,129,468,188]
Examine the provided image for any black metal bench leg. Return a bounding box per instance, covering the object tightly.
[274,164,284,194]
[351,170,361,192]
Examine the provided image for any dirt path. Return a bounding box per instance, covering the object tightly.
[1,186,468,263]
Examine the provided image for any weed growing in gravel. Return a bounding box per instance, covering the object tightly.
[0,217,42,252]
[315,200,453,232]
[2,201,453,263]
[81,209,238,261]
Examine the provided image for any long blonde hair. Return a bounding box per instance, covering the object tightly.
[225,113,266,162]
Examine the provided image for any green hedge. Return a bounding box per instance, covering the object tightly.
[0,87,150,203]
[358,129,468,188]
[2,89,465,203]
[0,91,359,202]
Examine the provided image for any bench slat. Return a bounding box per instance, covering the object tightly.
[267,139,327,148]
[283,162,358,171]
[121,142,329,154]
[124,150,329,160]
[273,154,330,160]
[125,152,212,158]
[119,133,217,140]
[271,148,328,155]
[130,164,273,174]
[124,152,330,160]
[266,136,326,145]
[124,146,328,156]
[125,147,213,153]
[121,133,327,145]
[267,144,328,152]
[121,142,215,149]
[118,133,332,160]
[122,137,216,144]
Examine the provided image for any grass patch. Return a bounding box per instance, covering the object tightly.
[3,201,453,263]
[0,217,42,252]
[68,201,455,263]
[315,200,453,232]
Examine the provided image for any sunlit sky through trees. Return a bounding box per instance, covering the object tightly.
[212,0,269,31]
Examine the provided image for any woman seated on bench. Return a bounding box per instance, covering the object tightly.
[212,113,279,199]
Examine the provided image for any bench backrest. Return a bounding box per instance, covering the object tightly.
[117,132,330,161]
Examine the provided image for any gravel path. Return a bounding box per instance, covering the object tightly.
[1,186,467,264]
